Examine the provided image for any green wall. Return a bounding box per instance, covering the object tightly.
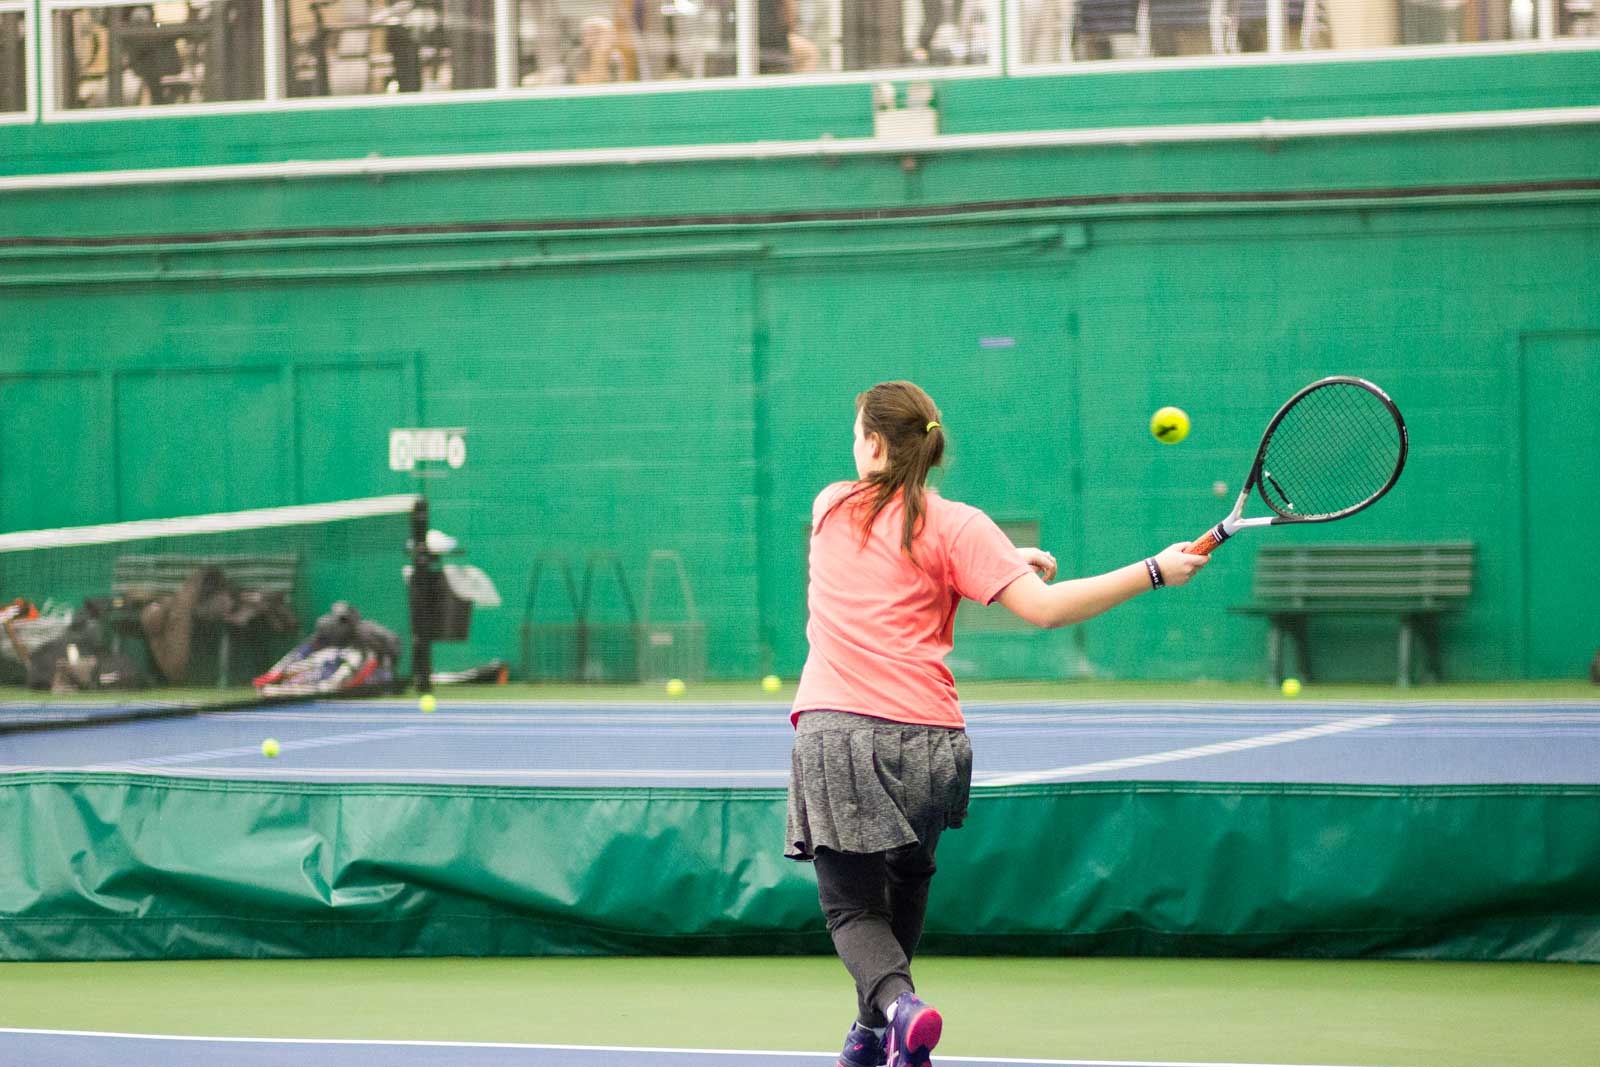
[1,51,1597,682]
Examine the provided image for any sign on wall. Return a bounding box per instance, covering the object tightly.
[389,428,467,473]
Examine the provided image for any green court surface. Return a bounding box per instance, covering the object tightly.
[2,956,1597,1067]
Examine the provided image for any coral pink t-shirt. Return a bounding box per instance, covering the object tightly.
[791,481,1031,730]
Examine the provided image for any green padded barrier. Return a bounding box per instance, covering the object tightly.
[3,773,1597,962]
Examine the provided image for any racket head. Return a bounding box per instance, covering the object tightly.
[1248,376,1407,523]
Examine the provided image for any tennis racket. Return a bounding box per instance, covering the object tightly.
[1188,376,1407,555]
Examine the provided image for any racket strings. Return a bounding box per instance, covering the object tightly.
[1259,383,1403,518]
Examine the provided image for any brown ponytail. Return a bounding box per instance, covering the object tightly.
[820,380,945,558]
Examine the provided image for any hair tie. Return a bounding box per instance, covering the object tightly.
[925,421,940,433]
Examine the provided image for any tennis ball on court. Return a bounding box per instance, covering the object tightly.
[761,674,782,693]
[261,738,281,758]
[665,678,686,697]
[1281,677,1302,697]
[418,694,437,714]
[1150,406,1191,444]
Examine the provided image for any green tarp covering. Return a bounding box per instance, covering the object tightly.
[3,773,1597,962]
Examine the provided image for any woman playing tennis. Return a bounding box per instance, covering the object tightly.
[787,381,1209,1067]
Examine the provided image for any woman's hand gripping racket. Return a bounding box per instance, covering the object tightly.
[1189,376,1407,555]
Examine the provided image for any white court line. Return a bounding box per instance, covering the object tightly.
[218,711,783,726]
[971,710,1600,726]
[982,715,1396,787]
[414,698,1595,709]
[81,727,425,770]
[0,1029,1400,1066]
[6,698,1597,716]
[195,707,1600,728]
[2,765,793,781]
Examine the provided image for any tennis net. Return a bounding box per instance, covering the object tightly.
[0,495,419,733]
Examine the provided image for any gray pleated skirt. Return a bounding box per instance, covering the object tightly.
[785,710,973,861]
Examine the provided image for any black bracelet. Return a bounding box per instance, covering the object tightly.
[1144,557,1165,590]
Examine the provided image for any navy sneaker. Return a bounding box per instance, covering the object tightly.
[837,1021,887,1067]
[885,992,942,1067]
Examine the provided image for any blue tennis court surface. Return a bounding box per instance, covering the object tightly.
[0,1030,1390,1067]
[3,700,1598,786]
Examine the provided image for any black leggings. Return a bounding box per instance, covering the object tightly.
[813,828,943,1028]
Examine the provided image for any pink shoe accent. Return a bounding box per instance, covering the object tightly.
[888,1004,943,1066]
[903,1006,942,1056]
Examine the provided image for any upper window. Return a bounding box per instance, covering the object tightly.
[787,0,995,71]
[1,6,26,114]
[9,0,1593,117]
[1561,0,1597,36]
[515,0,737,84]
[511,0,993,87]
[1016,0,1589,63]
[51,0,264,108]
[283,0,497,96]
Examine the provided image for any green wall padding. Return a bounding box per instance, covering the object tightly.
[3,773,1597,962]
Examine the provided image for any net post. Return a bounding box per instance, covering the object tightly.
[409,495,435,695]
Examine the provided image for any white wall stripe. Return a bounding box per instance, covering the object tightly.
[1,108,1598,193]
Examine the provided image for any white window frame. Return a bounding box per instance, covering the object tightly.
[40,0,278,118]
[36,0,1000,119]
[0,0,34,122]
[1003,0,1600,75]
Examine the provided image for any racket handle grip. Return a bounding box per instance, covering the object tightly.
[1188,524,1229,556]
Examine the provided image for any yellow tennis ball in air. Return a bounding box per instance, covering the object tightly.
[761,674,782,693]
[1150,406,1191,444]
[1281,677,1302,697]
[666,678,686,696]
[261,738,281,758]
[418,694,437,714]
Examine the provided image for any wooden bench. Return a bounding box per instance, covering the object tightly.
[1229,543,1474,688]
[110,554,299,687]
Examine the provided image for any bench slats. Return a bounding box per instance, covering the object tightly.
[1256,575,1472,587]
[113,554,299,598]
[1252,541,1475,551]
[1256,564,1473,576]
[1235,542,1474,687]
[1257,585,1470,593]
[1233,601,1463,615]
[1245,542,1474,608]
